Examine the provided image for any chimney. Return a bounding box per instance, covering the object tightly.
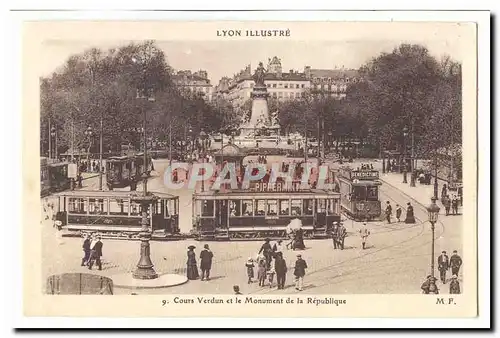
[304,66,311,79]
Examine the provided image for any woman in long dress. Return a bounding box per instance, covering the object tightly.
[186,245,199,280]
[404,202,416,224]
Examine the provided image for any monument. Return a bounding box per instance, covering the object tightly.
[239,62,280,141]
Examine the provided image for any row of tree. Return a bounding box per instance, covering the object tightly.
[41,41,461,160]
[40,41,226,156]
[275,44,462,159]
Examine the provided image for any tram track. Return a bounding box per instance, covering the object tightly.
[250,182,447,295]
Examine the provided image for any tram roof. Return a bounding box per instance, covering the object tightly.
[193,189,340,198]
[350,180,382,186]
[54,190,178,199]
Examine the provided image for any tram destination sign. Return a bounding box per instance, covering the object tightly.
[348,170,379,180]
[249,181,306,192]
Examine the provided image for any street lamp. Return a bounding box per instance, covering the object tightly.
[402,126,409,184]
[427,197,441,278]
[84,126,93,165]
[131,56,158,281]
[199,130,208,192]
[50,126,57,160]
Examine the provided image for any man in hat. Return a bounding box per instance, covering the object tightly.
[293,254,308,291]
[259,238,273,270]
[233,285,242,295]
[449,275,461,294]
[200,244,214,281]
[359,223,370,250]
[385,201,392,224]
[421,275,439,294]
[449,250,463,276]
[274,252,288,290]
[337,222,347,250]
[395,204,402,223]
[437,251,450,284]
[331,222,339,249]
[81,233,91,266]
[272,239,285,256]
[88,235,103,271]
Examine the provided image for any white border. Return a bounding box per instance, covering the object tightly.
[2,6,491,331]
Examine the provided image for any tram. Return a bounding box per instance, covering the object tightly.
[53,190,180,239]
[192,182,341,240]
[335,166,382,221]
[106,153,153,191]
[41,158,71,196]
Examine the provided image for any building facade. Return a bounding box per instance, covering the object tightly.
[172,70,213,102]
[214,57,358,108]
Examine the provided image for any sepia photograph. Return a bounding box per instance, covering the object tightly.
[20,17,483,320]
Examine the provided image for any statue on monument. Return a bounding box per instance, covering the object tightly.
[253,62,266,87]
[271,110,279,126]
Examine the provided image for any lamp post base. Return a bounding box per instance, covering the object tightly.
[132,234,158,280]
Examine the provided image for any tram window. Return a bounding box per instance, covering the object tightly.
[130,202,141,216]
[316,199,327,213]
[229,200,241,217]
[242,200,253,216]
[202,200,214,217]
[267,200,278,216]
[255,200,266,216]
[68,198,87,214]
[303,199,314,215]
[352,186,367,200]
[109,199,129,215]
[89,198,107,214]
[291,200,302,216]
[327,199,337,215]
[366,186,378,201]
[166,199,177,216]
[279,200,290,215]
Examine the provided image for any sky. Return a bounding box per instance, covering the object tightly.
[40,39,464,85]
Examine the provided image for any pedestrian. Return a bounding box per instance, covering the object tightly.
[245,257,255,284]
[441,184,447,201]
[449,250,463,276]
[293,254,308,291]
[331,222,339,249]
[385,201,392,224]
[54,220,64,245]
[337,223,347,250]
[88,235,103,270]
[395,204,402,222]
[437,251,450,284]
[186,245,199,280]
[443,195,451,216]
[233,285,242,295]
[449,275,461,294]
[199,244,214,281]
[421,275,432,294]
[257,258,267,287]
[359,223,370,250]
[404,202,416,224]
[272,239,285,256]
[266,267,276,288]
[451,196,459,215]
[81,233,91,266]
[274,252,287,290]
[258,238,273,270]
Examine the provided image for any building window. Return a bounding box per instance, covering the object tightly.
[273,93,277,98]
[296,84,300,89]
[301,84,305,88]
[267,84,271,88]
[284,84,288,89]
[278,83,283,88]
[272,84,277,88]
[278,92,283,97]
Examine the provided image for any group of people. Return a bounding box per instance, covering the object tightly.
[186,244,214,281]
[331,222,347,250]
[357,163,374,171]
[78,159,102,174]
[385,201,416,224]
[421,250,463,294]
[80,233,104,271]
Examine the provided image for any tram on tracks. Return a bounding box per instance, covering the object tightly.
[335,166,382,221]
[53,190,180,240]
[106,153,153,191]
[192,182,341,241]
[41,157,71,197]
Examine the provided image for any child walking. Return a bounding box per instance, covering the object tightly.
[257,258,267,287]
[267,267,276,288]
[245,258,255,284]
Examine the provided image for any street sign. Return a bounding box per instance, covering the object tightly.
[68,163,78,178]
